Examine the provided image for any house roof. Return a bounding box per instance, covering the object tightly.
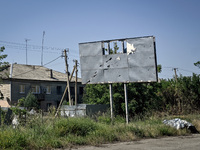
[1,64,81,82]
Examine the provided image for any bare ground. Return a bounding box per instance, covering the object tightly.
[69,134,200,150]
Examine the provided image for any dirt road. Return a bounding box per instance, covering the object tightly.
[71,134,200,150]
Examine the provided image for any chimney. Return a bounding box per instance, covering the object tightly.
[50,69,53,78]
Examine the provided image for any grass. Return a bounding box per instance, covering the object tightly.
[0,113,199,149]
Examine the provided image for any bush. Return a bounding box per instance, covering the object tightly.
[24,92,39,110]
[54,117,98,136]
[17,97,25,107]
[10,107,26,116]
[0,128,27,149]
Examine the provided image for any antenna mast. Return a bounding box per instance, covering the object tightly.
[25,38,30,65]
[41,31,45,66]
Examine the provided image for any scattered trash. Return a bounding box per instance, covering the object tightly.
[12,115,19,128]
[28,109,36,115]
[163,118,199,133]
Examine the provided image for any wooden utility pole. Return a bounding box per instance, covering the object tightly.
[173,68,178,82]
[64,49,72,105]
[173,68,181,113]
[55,66,76,117]
[75,60,78,106]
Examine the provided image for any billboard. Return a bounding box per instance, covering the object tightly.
[79,36,158,84]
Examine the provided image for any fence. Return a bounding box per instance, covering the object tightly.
[60,104,109,117]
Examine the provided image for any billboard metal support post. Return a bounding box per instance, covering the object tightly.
[109,84,114,122]
[124,83,129,124]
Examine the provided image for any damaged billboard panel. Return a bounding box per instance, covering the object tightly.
[79,36,158,84]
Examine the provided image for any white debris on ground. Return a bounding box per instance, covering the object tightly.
[163,118,199,133]
[12,115,19,128]
[163,118,192,130]
[28,109,36,115]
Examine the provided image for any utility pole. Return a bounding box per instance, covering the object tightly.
[173,68,181,113]
[64,49,72,106]
[74,60,78,106]
[173,68,178,82]
[41,31,45,66]
[25,38,30,65]
[55,66,76,117]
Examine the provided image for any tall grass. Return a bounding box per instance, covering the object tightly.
[0,114,199,149]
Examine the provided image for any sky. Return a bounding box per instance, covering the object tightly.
[0,0,200,79]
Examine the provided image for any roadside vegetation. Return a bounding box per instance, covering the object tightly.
[1,47,200,149]
[83,73,200,117]
[0,113,200,150]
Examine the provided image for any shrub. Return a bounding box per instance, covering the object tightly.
[24,92,39,110]
[54,117,98,136]
[17,97,25,107]
[0,128,27,149]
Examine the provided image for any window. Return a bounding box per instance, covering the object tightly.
[19,85,25,93]
[31,85,40,94]
[57,86,62,95]
[46,86,51,94]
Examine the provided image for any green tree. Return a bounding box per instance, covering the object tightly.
[83,82,161,117]
[157,64,162,73]
[0,46,9,99]
[105,42,119,54]
[194,61,200,69]
[24,92,39,109]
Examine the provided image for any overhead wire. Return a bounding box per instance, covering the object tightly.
[11,55,62,77]
[0,40,80,59]
[0,40,81,78]
[160,66,199,79]
[0,40,63,51]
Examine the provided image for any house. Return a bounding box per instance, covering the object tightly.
[0,63,84,110]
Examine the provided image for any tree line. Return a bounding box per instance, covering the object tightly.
[83,72,200,117]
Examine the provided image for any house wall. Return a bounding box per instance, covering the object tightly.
[10,79,84,110]
[0,80,11,102]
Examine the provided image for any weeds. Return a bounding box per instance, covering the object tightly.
[0,114,199,149]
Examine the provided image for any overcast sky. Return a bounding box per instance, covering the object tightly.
[1,0,200,79]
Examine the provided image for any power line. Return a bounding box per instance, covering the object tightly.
[44,55,61,66]
[0,40,64,51]
[12,55,62,77]
[0,43,61,54]
[163,66,199,74]
[0,40,80,60]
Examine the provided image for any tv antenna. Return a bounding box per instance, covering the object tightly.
[41,31,45,66]
[25,38,30,65]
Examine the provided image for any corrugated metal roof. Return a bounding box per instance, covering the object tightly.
[1,64,81,82]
